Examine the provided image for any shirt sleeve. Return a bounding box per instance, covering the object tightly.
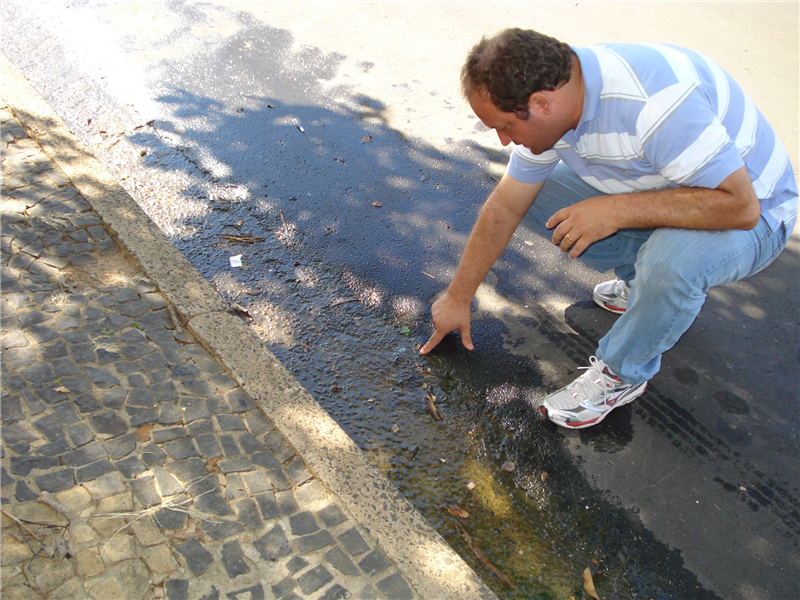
[637,82,744,190]
[507,145,561,184]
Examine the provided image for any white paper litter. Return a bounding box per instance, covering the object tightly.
[229,255,242,268]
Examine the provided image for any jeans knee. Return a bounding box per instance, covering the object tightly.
[632,258,706,304]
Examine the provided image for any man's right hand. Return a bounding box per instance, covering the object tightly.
[419,291,474,354]
[419,174,544,356]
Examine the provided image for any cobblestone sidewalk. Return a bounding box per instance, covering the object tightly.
[1,102,419,600]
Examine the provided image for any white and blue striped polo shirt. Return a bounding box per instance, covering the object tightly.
[508,43,798,232]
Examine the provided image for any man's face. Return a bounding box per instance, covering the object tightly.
[468,90,562,155]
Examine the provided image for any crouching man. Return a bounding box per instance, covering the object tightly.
[420,29,797,429]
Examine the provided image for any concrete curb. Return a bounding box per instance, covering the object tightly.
[1,53,498,600]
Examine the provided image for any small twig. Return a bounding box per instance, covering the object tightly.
[455,522,514,588]
[217,234,265,244]
[329,297,358,308]
[1,509,46,543]
[91,488,220,554]
[639,466,682,491]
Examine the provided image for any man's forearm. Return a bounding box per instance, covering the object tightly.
[607,169,761,231]
[447,174,544,303]
[548,166,761,258]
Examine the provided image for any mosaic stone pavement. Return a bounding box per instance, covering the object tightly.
[1,102,419,600]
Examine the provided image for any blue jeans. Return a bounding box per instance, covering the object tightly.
[520,163,790,384]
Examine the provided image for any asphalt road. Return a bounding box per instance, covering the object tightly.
[2,2,798,599]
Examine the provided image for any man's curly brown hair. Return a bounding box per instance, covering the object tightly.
[462,28,574,119]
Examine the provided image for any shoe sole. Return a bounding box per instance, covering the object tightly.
[541,382,647,429]
[599,302,626,314]
[593,295,626,314]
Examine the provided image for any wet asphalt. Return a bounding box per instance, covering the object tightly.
[2,2,798,600]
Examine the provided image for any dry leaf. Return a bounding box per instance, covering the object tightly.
[583,566,601,600]
[372,201,382,208]
[446,505,470,519]
[361,135,372,143]
[53,386,69,394]
[423,390,443,421]
[135,424,153,442]
[232,303,252,320]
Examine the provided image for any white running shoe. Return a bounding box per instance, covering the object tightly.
[592,279,629,314]
[540,357,647,429]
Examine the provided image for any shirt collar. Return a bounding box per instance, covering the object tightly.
[571,45,602,129]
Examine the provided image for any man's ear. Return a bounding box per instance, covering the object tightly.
[528,92,552,117]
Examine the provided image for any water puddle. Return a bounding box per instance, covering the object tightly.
[183,200,716,599]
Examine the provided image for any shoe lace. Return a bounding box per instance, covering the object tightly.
[568,356,617,408]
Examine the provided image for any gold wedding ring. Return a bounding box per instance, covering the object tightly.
[566,233,576,243]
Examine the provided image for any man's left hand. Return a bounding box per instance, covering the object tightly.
[546,195,621,257]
